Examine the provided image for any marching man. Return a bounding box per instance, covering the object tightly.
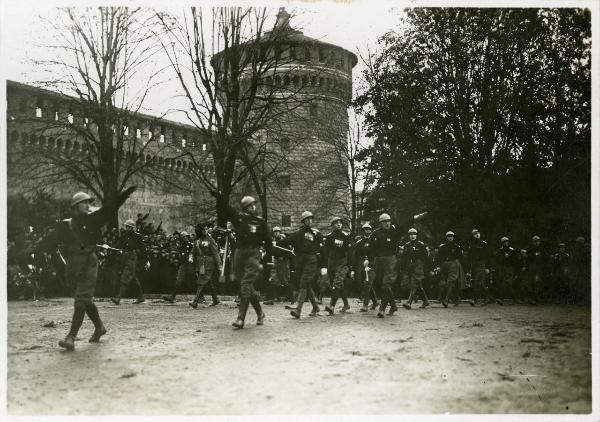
[278,211,323,319]
[323,217,352,315]
[226,196,270,329]
[111,219,150,305]
[37,186,137,351]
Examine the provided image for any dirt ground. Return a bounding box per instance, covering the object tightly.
[6,297,592,415]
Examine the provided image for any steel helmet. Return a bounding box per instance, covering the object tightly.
[273,226,281,232]
[300,211,313,222]
[379,213,391,223]
[180,231,189,237]
[501,236,509,242]
[330,216,342,226]
[124,219,135,228]
[532,235,540,241]
[471,228,479,235]
[70,192,93,207]
[445,231,455,237]
[240,196,256,209]
[361,222,372,230]
[408,228,417,234]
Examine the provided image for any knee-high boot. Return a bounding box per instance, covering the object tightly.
[404,288,416,309]
[361,285,370,311]
[291,289,307,319]
[370,287,379,309]
[307,287,320,315]
[189,286,204,308]
[250,296,265,325]
[111,283,128,305]
[232,297,250,329]
[418,287,430,308]
[326,290,338,315]
[443,283,454,308]
[59,301,86,350]
[85,302,107,342]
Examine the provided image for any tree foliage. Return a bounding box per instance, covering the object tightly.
[355,8,591,244]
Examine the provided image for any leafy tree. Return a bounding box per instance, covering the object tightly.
[356,8,590,243]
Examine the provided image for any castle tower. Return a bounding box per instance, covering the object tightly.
[226,8,358,231]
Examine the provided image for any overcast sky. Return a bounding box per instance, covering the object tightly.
[0,1,407,124]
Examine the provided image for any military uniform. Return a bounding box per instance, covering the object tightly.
[38,187,136,350]
[516,250,533,303]
[438,238,466,307]
[112,228,147,304]
[368,226,402,316]
[528,241,548,303]
[465,237,492,304]
[189,233,222,307]
[269,232,293,303]
[493,243,518,304]
[353,235,377,311]
[551,248,571,304]
[163,234,195,303]
[323,227,351,314]
[278,224,323,318]
[401,239,430,309]
[226,202,270,327]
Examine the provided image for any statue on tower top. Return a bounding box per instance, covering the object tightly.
[274,7,291,29]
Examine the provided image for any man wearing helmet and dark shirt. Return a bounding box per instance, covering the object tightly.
[226,196,271,329]
[367,211,428,318]
[494,236,518,305]
[401,227,431,310]
[162,231,195,304]
[437,231,468,307]
[353,222,378,312]
[278,210,323,319]
[36,186,137,351]
[111,219,150,305]
[465,229,493,305]
[323,217,352,315]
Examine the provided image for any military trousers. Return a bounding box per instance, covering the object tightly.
[374,255,397,310]
[233,247,261,299]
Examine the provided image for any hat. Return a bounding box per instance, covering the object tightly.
[180,231,189,237]
[330,216,342,226]
[520,249,527,253]
[379,213,391,223]
[241,196,256,209]
[300,211,313,222]
[361,222,372,230]
[472,229,479,235]
[273,226,281,232]
[408,228,417,235]
[501,236,509,242]
[532,235,540,241]
[124,219,135,228]
[70,192,93,207]
[445,231,455,237]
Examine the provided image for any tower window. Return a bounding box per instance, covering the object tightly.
[279,175,291,188]
[304,47,311,61]
[318,47,325,62]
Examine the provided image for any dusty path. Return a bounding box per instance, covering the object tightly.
[7,298,591,415]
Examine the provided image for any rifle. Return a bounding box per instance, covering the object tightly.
[219,235,229,284]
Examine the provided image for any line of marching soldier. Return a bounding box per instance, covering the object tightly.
[31,188,591,352]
